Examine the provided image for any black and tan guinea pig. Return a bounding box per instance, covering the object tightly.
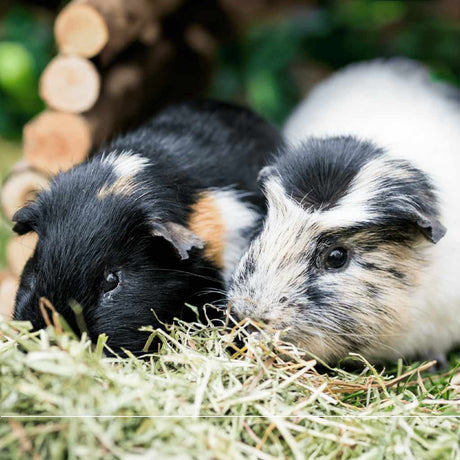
[13,100,282,355]
[228,59,460,367]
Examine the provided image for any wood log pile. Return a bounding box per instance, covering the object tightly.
[0,0,309,319]
[24,0,231,177]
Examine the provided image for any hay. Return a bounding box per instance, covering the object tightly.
[1,317,459,459]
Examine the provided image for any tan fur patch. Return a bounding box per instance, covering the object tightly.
[97,176,137,199]
[188,192,225,268]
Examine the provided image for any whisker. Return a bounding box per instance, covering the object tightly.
[197,288,227,297]
[145,268,222,284]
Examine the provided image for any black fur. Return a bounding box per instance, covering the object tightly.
[13,100,282,355]
[273,136,383,211]
[265,136,445,243]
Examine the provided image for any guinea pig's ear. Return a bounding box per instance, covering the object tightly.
[411,211,446,244]
[151,221,204,260]
[12,205,38,235]
[257,166,277,184]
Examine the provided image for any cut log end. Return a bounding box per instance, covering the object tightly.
[40,55,101,113]
[1,168,49,220]
[0,272,19,320]
[55,3,109,58]
[6,233,38,277]
[23,111,91,175]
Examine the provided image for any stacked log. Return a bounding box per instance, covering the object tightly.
[1,162,49,221]
[54,0,164,65]
[39,55,101,113]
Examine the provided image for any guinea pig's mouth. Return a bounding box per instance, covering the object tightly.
[227,303,291,337]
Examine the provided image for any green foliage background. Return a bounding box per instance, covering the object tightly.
[0,6,52,139]
[211,1,460,125]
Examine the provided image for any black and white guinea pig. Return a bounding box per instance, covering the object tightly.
[228,59,460,366]
[13,100,282,355]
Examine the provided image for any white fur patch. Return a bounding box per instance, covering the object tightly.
[319,156,416,228]
[211,189,259,285]
[102,151,150,178]
[265,170,373,230]
[230,178,320,322]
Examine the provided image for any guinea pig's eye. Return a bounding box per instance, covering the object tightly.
[324,247,349,271]
[103,272,120,293]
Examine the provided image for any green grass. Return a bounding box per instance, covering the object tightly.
[1,317,459,459]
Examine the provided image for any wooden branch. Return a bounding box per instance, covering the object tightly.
[6,233,38,277]
[55,0,161,65]
[1,166,49,220]
[40,55,101,113]
[0,271,19,320]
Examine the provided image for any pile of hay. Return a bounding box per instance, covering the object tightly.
[1,318,459,459]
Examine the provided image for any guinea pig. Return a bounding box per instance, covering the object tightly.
[13,100,282,355]
[228,59,460,366]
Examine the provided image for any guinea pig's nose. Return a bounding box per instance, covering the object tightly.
[228,298,276,331]
[228,298,257,321]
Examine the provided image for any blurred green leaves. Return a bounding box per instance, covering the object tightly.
[0,43,36,105]
[210,21,302,125]
[0,6,53,139]
[211,0,460,126]
[335,0,407,28]
[244,24,301,124]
